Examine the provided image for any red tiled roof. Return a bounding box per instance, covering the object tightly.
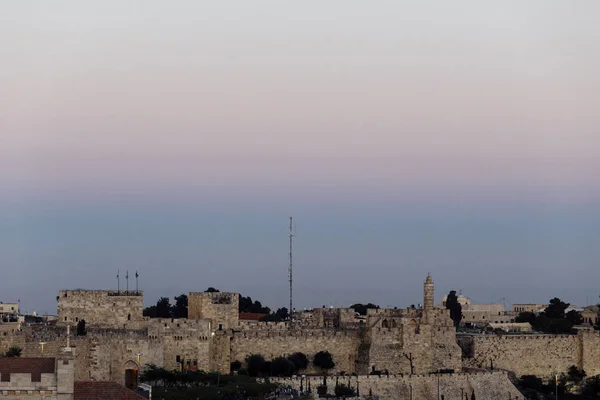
[0,357,55,382]
[239,312,268,321]
[74,381,147,400]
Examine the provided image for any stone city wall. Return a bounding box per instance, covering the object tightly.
[231,329,361,374]
[269,371,523,400]
[580,330,600,377]
[57,290,143,328]
[465,334,579,377]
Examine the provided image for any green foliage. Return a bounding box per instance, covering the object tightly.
[156,297,172,318]
[445,290,462,328]
[350,303,380,316]
[4,346,22,357]
[230,360,242,372]
[76,319,86,336]
[545,298,570,319]
[287,352,309,372]
[566,365,586,383]
[239,296,271,314]
[270,357,295,377]
[246,354,266,377]
[172,294,188,319]
[334,384,356,398]
[313,351,335,371]
[582,375,600,398]
[515,311,536,324]
[146,370,278,400]
[566,309,583,326]
[515,298,581,334]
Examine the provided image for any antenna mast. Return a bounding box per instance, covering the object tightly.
[289,217,294,324]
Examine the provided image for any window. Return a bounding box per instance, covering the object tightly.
[75,317,79,322]
[128,314,131,321]
[64,317,67,321]
[218,323,223,330]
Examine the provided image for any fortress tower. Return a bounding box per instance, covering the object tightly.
[423,274,435,323]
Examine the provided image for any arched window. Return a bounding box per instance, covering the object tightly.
[128,314,131,321]
[382,319,389,328]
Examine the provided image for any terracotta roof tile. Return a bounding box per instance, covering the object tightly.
[0,357,55,382]
[239,312,268,321]
[74,381,147,400]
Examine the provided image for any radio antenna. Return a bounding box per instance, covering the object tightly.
[289,217,294,324]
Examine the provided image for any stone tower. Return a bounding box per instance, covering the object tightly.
[423,274,434,323]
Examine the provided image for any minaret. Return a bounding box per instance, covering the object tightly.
[423,274,435,323]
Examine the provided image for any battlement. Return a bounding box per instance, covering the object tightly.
[473,334,577,341]
[233,329,357,340]
[266,371,523,400]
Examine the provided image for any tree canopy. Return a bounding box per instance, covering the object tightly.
[313,351,335,371]
[516,297,581,334]
[445,291,462,328]
[350,303,380,316]
[3,346,22,357]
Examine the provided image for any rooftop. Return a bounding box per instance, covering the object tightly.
[74,381,147,400]
[0,357,55,382]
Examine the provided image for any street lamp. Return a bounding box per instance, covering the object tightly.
[39,342,47,357]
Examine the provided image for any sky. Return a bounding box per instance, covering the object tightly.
[1,1,599,315]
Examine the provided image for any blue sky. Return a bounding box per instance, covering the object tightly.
[1,1,599,314]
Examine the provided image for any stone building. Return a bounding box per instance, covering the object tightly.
[57,290,143,328]
[0,302,19,317]
[8,274,599,394]
[512,304,548,313]
[0,275,467,386]
[0,345,74,400]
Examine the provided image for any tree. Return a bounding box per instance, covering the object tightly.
[350,303,379,316]
[287,352,309,372]
[4,346,22,357]
[313,351,335,371]
[205,287,220,293]
[143,305,157,318]
[275,307,289,321]
[566,365,586,383]
[270,357,295,377]
[246,354,266,377]
[76,319,86,336]
[545,298,570,319]
[334,384,356,398]
[582,375,600,398]
[515,311,536,324]
[156,297,172,318]
[230,360,242,372]
[445,291,462,328]
[172,294,188,319]
[565,309,583,326]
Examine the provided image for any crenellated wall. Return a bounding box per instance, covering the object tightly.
[268,371,524,400]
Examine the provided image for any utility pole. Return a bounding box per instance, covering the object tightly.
[289,217,294,324]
